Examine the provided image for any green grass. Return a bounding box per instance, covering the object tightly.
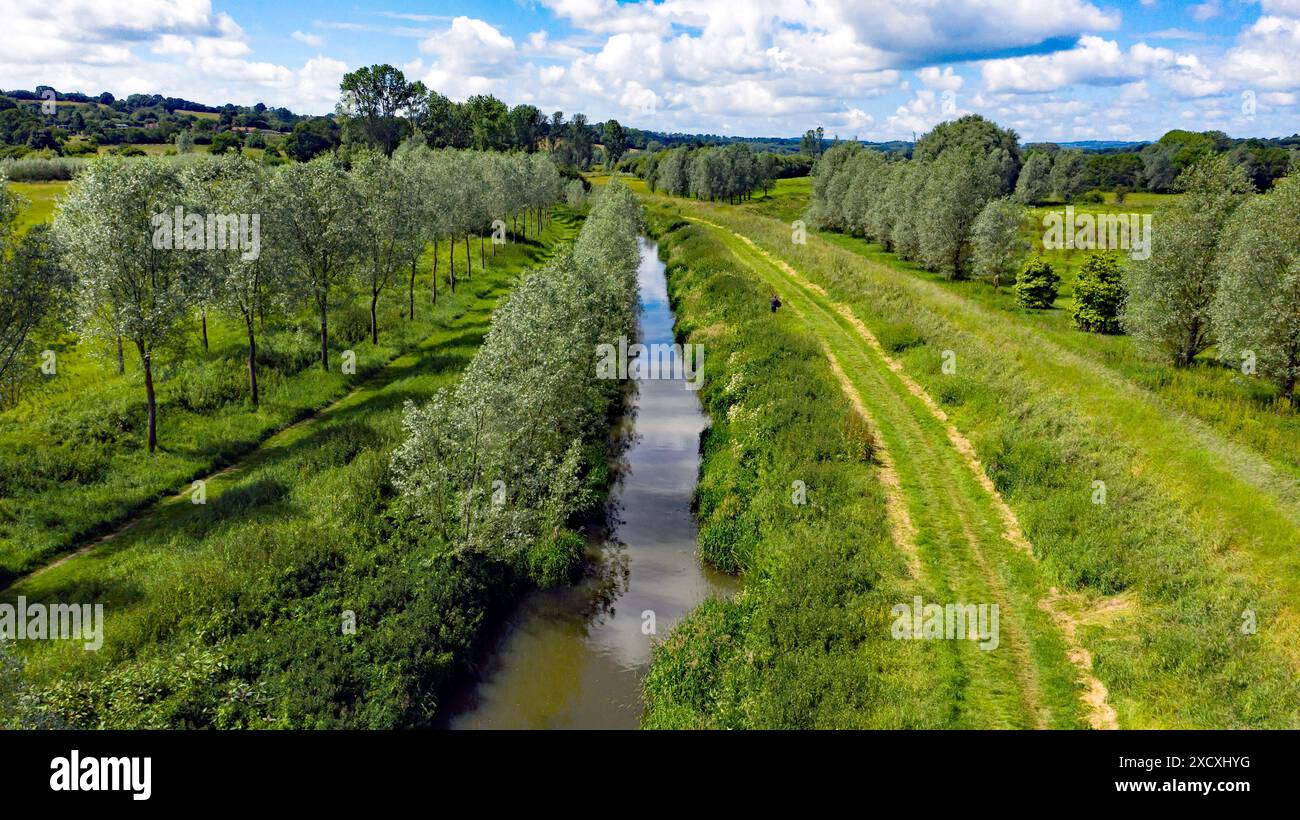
[1,212,582,728]
[653,192,1300,727]
[6,181,67,232]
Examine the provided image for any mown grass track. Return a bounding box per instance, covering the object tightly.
[689,214,1091,729]
[639,183,1300,728]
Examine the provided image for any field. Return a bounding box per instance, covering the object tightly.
[626,175,1300,728]
[6,181,67,232]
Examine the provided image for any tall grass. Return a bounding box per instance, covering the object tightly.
[640,206,958,728]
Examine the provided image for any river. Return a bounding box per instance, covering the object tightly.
[438,236,737,729]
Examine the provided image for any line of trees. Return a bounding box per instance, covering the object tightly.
[812,117,1300,398]
[811,138,1007,280]
[34,148,562,451]
[391,181,644,584]
[637,143,780,202]
[334,64,609,172]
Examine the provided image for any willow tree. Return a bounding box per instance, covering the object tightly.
[1124,155,1253,366]
[354,149,418,343]
[392,139,436,318]
[919,148,1001,278]
[268,155,361,371]
[971,197,1029,289]
[1,185,67,407]
[1211,174,1300,396]
[181,154,279,405]
[55,158,189,452]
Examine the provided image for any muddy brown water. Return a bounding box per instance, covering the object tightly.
[438,237,737,729]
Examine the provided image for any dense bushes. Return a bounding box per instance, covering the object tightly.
[1072,254,1125,333]
[0,156,84,181]
[1015,257,1059,309]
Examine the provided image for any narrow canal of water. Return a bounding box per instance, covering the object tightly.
[439,237,737,729]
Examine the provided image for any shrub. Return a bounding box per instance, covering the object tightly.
[333,304,371,348]
[171,359,247,413]
[1072,253,1126,333]
[1015,257,1059,309]
[1077,189,1105,204]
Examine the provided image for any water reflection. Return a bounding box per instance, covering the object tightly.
[440,237,737,729]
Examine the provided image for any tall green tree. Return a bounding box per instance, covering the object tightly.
[338,64,416,155]
[914,114,1021,195]
[602,119,627,168]
[1014,150,1052,204]
[268,155,361,371]
[971,197,1028,289]
[180,154,279,405]
[0,188,68,407]
[55,158,190,451]
[1123,155,1253,365]
[918,148,1001,278]
[1211,174,1300,395]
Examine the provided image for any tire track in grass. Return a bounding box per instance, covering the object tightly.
[689,213,1115,729]
[693,217,1059,728]
[783,215,1300,677]
[821,345,921,578]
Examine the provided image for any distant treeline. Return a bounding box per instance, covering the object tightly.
[1021,129,1296,194]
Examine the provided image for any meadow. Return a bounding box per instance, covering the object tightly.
[632,176,1300,728]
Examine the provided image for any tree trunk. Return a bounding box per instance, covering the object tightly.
[448,237,456,293]
[464,235,472,279]
[370,291,379,345]
[200,306,209,352]
[408,258,417,320]
[319,299,329,372]
[246,313,259,407]
[116,335,124,375]
[432,237,439,305]
[141,346,157,453]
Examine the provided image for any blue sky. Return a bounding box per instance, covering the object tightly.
[3,1,1297,141]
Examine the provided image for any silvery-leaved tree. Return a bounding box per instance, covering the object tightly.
[353,148,418,343]
[972,197,1029,290]
[180,154,280,405]
[390,139,435,318]
[1211,174,1300,396]
[391,181,641,579]
[886,161,927,261]
[1,183,69,408]
[1014,151,1053,205]
[1123,155,1253,366]
[268,154,361,371]
[919,147,1001,279]
[55,157,190,452]
[842,149,886,236]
